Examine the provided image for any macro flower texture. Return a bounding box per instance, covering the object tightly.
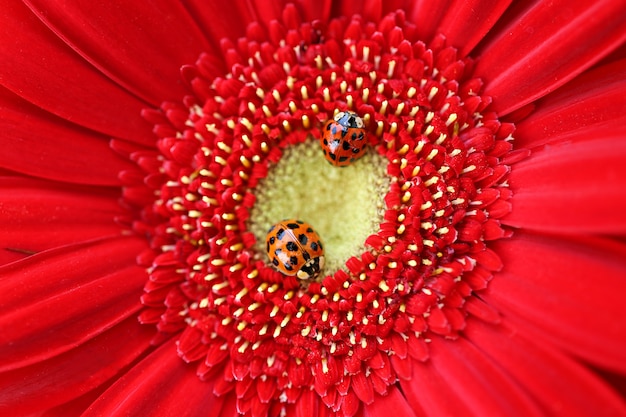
[2,0,626,416]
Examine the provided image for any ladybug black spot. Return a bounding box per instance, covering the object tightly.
[286,241,298,251]
[342,140,351,150]
[287,222,300,229]
[289,256,299,266]
[310,242,318,251]
[298,234,308,245]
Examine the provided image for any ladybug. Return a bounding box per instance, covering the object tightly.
[265,219,325,280]
[320,111,367,167]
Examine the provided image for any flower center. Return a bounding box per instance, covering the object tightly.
[249,139,388,275]
[124,8,519,417]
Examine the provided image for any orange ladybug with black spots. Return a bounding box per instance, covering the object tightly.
[320,111,367,167]
[265,219,325,280]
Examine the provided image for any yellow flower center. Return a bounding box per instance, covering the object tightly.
[249,139,389,274]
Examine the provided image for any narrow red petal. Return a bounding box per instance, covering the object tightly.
[466,320,626,417]
[503,136,626,233]
[248,0,285,26]
[296,389,319,417]
[294,0,332,21]
[0,2,152,143]
[331,0,411,23]
[425,336,544,416]
[402,357,472,416]
[514,59,626,149]
[596,40,626,67]
[82,339,226,417]
[407,0,453,43]
[339,390,360,417]
[0,177,124,262]
[0,317,153,416]
[351,371,375,404]
[362,386,419,417]
[484,231,626,373]
[219,395,239,417]
[184,0,254,48]
[475,0,626,115]
[437,0,512,57]
[0,88,137,184]
[0,236,148,371]
[39,389,102,417]
[23,0,217,105]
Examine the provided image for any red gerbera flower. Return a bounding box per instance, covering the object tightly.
[1,1,626,416]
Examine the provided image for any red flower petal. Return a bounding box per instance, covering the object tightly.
[239,0,334,25]
[184,0,255,47]
[292,0,332,21]
[296,389,319,417]
[407,0,452,42]
[485,232,626,373]
[0,1,153,143]
[428,336,544,416]
[465,320,626,417]
[247,0,285,25]
[0,177,125,265]
[362,386,419,417]
[402,355,474,416]
[38,389,103,417]
[0,236,148,371]
[81,339,228,417]
[437,0,512,57]
[23,0,217,105]
[475,0,626,115]
[503,136,626,233]
[0,88,136,184]
[0,316,153,416]
[402,335,544,417]
[514,59,626,149]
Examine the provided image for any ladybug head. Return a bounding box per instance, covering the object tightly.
[334,111,364,129]
[296,255,325,280]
